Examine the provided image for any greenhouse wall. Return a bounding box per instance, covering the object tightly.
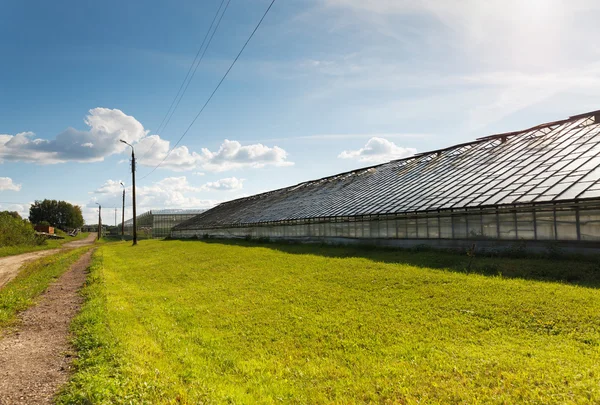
[171,202,600,254]
[121,209,206,239]
[152,213,202,238]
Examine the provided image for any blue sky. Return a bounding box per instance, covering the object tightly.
[2,0,600,224]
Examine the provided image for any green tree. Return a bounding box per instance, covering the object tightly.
[29,199,84,230]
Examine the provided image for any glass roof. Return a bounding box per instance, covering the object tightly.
[175,111,600,230]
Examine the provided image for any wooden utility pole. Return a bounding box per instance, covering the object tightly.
[120,140,137,245]
[131,148,137,245]
[120,182,125,238]
[96,203,102,238]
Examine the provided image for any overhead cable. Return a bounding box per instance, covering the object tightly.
[139,0,277,180]
[139,0,231,159]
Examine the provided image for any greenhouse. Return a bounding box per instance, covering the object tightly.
[172,110,600,253]
[123,209,205,239]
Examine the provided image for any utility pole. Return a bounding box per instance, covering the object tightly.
[120,140,137,245]
[120,182,125,239]
[96,202,102,239]
[114,208,117,227]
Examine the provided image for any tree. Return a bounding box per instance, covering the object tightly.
[29,199,84,230]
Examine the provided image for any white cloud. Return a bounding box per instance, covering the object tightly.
[92,179,126,195]
[0,177,21,191]
[338,137,416,164]
[87,176,224,224]
[136,135,201,172]
[199,140,294,172]
[201,177,244,191]
[1,108,293,174]
[0,108,147,164]
[136,138,293,173]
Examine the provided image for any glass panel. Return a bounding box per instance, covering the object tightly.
[348,221,356,238]
[355,221,363,238]
[362,221,370,238]
[417,217,428,238]
[498,212,516,239]
[580,210,600,241]
[387,220,398,238]
[534,210,555,240]
[427,216,440,239]
[396,218,407,238]
[440,216,452,238]
[369,221,378,238]
[467,213,482,238]
[516,212,535,240]
[453,215,467,239]
[378,220,388,238]
[481,214,498,239]
[407,218,417,238]
[323,222,331,237]
[555,210,577,240]
[330,222,340,237]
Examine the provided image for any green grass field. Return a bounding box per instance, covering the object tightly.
[0,231,90,258]
[60,240,600,404]
[0,246,91,331]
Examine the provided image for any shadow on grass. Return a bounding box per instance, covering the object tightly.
[169,237,600,288]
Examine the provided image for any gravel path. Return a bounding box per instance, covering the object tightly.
[0,249,94,405]
[0,233,97,290]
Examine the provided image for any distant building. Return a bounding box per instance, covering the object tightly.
[172,110,600,254]
[82,224,102,233]
[122,209,206,239]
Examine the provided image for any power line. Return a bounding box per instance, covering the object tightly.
[139,0,277,180]
[139,0,231,159]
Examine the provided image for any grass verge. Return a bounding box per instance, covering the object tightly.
[0,246,91,330]
[57,248,125,404]
[0,232,90,258]
[59,240,600,404]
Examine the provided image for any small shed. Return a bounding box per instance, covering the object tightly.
[34,225,54,234]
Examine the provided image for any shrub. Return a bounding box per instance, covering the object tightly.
[545,241,564,259]
[0,211,45,247]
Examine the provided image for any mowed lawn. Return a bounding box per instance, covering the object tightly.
[62,240,600,404]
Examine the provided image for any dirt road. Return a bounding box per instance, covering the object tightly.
[0,249,93,405]
[0,233,97,289]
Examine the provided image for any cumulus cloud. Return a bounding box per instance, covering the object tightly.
[1,108,293,173]
[338,137,416,163]
[199,140,293,172]
[0,177,21,191]
[135,177,208,208]
[201,177,244,191]
[87,176,234,224]
[136,135,201,172]
[0,108,147,164]
[92,179,126,195]
[136,139,294,172]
